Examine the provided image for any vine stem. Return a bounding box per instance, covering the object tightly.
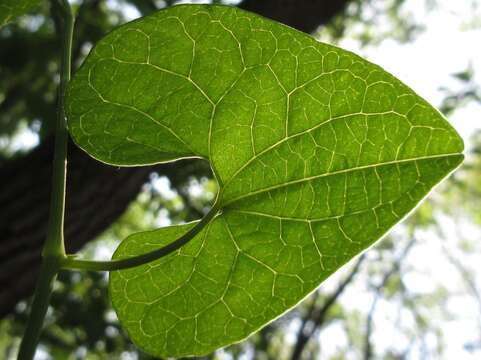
[18,0,220,355]
[61,201,221,271]
[17,1,74,359]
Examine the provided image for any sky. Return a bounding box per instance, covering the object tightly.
[314,1,481,358]
[337,0,481,142]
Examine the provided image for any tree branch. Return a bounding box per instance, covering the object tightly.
[291,254,366,360]
[363,238,416,360]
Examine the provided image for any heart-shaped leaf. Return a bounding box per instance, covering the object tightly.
[66,4,464,357]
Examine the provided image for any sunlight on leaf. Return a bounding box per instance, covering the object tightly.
[66,4,464,357]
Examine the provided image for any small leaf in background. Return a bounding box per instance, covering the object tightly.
[66,4,464,358]
[0,0,41,27]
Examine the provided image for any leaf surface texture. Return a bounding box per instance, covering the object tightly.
[66,4,464,357]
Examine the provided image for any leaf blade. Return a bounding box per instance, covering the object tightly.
[66,4,465,357]
[110,155,461,357]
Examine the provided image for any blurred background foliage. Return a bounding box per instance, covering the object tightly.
[0,0,481,359]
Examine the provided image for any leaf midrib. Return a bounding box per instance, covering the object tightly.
[221,152,462,207]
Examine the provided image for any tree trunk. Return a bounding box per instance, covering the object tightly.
[0,137,208,318]
[239,0,352,33]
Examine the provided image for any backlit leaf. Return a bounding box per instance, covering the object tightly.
[65,4,464,357]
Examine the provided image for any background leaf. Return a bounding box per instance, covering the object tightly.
[66,4,464,357]
[0,0,41,28]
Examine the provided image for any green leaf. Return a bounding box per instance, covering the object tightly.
[0,0,41,27]
[66,4,464,357]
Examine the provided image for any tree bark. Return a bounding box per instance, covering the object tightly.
[239,0,352,33]
[0,0,353,317]
[0,137,209,318]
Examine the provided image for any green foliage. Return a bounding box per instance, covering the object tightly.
[0,0,40,27]
[65,4,463,358]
